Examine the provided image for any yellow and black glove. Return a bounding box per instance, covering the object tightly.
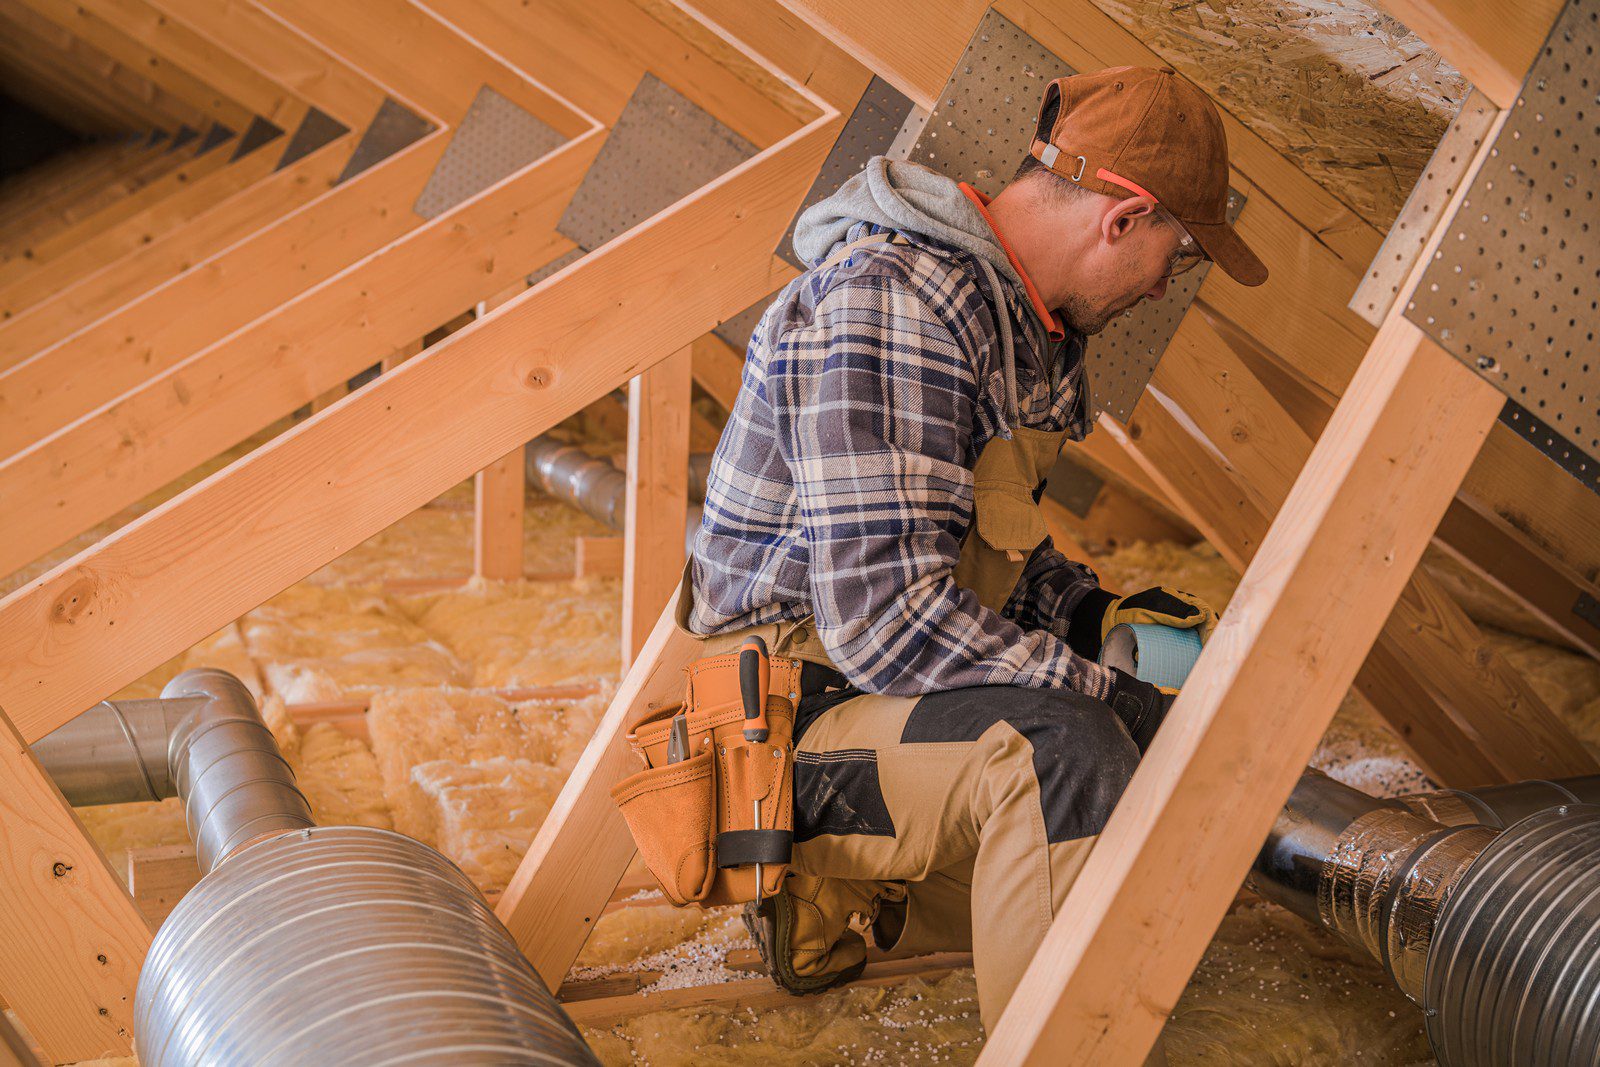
[1068,585,1218,659]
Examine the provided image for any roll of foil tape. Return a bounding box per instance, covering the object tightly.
[1099,622,1203,689]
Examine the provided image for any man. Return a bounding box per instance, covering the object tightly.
[681,66,1268,1030]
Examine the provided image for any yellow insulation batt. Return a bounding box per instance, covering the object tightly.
[45,476,1600,1064]
[366,685,612,891]
[396,577,624,687]
[240,584,470,702]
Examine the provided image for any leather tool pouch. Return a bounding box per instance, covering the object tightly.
[610,651,802,907]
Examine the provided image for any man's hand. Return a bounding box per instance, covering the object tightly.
[1101,586,1217,644]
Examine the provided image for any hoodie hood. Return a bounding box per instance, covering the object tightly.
[794,157,1029,295]
[794,157,1058,428]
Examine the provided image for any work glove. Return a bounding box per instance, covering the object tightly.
[1105,669,1178,753]
[1068,586,1218,659]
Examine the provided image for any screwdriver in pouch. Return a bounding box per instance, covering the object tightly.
[739,635,771,896]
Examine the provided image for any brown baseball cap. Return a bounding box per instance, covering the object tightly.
[1029,66,1267,286]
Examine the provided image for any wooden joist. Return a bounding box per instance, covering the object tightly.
[0,81,842,746]
[562,952,974,1029]
[622,347,692,664]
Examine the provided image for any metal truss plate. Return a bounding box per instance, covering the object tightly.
[778,76,916,268]
[233,115,284,162]
[414,86,566,220]
[1044,452,1105,517]
[336,97,435,185]
[527,247,586,288]
[277,108,348,170]
[558,74,757,251]
[197,123,234,156]
[1406,0,1600,495]
[908,8,1245,424]
[1349,91,1498,328]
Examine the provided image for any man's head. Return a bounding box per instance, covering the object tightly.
[985,67,1267,336]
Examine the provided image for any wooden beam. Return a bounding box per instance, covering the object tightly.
[1433,500,1600,662]
[473,284,531,581]
[689,332,746,412]
[980,53,1514,1057]
[983,323,1508,1067]
[0,102,840,743]
[623,346,692,663]
[498,605,701,984]
[562,953,973,1028]
[0,708,149,1061]
[143,0,389,129]
[475,446,527,582]
[0,127,346,358]
[11,0,262,127]
[0,138,593,577]
[1373,0,1561,109]
[575,536,625,580]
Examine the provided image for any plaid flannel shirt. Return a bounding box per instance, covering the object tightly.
[689,221,1116,700]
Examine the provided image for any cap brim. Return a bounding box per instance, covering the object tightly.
[1183,216,1268,287]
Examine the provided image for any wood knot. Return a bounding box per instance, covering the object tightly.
[524,367,554,389]
[51,575,97,624]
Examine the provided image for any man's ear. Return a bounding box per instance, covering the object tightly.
[1100,195,1157,245]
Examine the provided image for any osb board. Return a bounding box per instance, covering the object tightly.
[1087,0,1469,227]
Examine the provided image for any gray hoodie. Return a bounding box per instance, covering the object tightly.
[793,157,1065,424]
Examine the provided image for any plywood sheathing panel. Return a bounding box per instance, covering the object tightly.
[1087,0,1468,228]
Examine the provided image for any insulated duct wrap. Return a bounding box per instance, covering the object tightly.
[1424,805,1600,1067]
[1316,808,1493,1001]
[136,825,599,1067]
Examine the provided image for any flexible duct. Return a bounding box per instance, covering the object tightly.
[1251,770,1600,1065]
[136,826,597,1066]
[38,669,597,1066]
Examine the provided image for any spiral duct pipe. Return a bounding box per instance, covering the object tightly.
[1251,771,1600,1065]
[35,667,313,872]
[38,669,597,1066]
[135,826,598,1067]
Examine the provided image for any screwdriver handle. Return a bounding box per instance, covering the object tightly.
[739,636,770,743]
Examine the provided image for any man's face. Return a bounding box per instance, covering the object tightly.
[1059,207,1185,336]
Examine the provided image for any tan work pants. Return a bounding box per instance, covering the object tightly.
[786,683,1141,1029]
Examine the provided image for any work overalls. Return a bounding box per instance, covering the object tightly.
[673,235,1140,1030]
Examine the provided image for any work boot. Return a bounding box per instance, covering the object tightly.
[742,873,884,995]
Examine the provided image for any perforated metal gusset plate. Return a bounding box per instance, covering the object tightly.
[277,108,348,170]
[558,74,757,251]
[233,115,283,162]
[336,97,435,185]
[778,76,916,268]
[712,296,770,354]
[197,123,234,155]
[413,86,566,220]
[908,8,1246,424]
[1044,453,1104,517]
[1406,0,1600,495]
[1349,92,1497,328]
[527,247,586,288]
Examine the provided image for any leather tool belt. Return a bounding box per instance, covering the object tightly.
[610,649,804,907]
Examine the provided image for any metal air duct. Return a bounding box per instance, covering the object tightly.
[36,669,598,1066]
[525,436,713,528]
[1251,770,1600,1065]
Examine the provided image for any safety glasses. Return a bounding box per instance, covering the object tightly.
[1152,205,1205,279]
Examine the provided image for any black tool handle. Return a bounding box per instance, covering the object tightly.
[739,635,770,743]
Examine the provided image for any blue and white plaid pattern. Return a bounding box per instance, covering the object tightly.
[690,223,1113,700]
